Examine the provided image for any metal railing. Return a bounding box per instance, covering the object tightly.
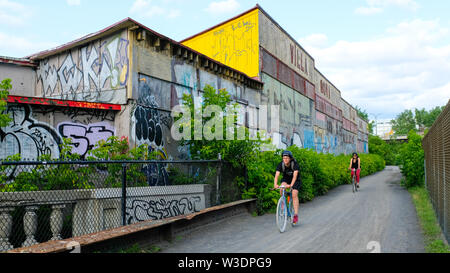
[0,157,243,252]
[422,100,450,243]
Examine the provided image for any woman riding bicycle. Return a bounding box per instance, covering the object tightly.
[274,150,302,225]
[348,152,361,188]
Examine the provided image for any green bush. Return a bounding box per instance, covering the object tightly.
[177,85,268,168]
[244,147,386,214]
[368,135,401,165]
[0,140,94,192]
[398,131,425,188]
[0,137,152,192]
[86,136,152,188]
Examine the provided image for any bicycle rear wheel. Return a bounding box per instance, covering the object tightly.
[276,197,287,233]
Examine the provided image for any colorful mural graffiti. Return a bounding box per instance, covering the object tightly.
[182,8,260,78]
[0,104,62,161]
[0,103,118,163]
[131,74,174,186]
[36,32,129,104]
[58,122,115,157]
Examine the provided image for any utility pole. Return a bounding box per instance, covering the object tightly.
[370,113,381,136]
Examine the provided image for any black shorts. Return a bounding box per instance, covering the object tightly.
[282,178,302,191]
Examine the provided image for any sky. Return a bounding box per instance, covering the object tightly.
[0,0,449,120]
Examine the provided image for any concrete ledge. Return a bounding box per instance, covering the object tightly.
[7,199,257,253]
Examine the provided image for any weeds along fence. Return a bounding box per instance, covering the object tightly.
[0,158,243,252]
[422,100,450,244]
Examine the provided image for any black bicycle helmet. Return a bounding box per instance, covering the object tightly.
[352,152,359,157]
[282,150,293,158]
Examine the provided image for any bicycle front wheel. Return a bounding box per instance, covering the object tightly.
[352,176,356,193]
[276,197,287,233]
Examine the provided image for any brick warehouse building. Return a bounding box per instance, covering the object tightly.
[182,5,368,154]
[0,5,368,172]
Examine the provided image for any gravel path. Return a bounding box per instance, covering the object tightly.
[160,166,425,253]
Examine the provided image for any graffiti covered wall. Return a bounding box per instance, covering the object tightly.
[36,30,129,104]
[261,73,313,150]
[132,32,265,163]
[259,10,314,84]
[182,8,260,78]
[0,103,116,161]
[126,195,203,223]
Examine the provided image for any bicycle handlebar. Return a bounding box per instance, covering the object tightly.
[271,185,290,191]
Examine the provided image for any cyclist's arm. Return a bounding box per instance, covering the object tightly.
[274,171,281,188]
[349,159,352,169]
[358,158,361,169]
[290,171,299,188]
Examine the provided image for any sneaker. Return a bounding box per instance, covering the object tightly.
[357,184,360,188]
[293,215,298,224]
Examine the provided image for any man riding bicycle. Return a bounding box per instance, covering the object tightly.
[274,150,302,225]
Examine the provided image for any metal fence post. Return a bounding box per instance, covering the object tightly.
[122,163,127,226]
[424,159,427,188]
[216,153,222,206]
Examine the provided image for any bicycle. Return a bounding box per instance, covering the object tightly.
[350,168,358,193]
[273,185,295,233]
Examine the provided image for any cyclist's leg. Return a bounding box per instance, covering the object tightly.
[292,189,299,215]
[356,169,361,185]
[280,181,289,195]
[292,179,301,215]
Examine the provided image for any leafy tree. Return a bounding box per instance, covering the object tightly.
[421,106,444,128]
[355,105,375,135]
[177,84,267,167]
[355,105,369,122]
[368,121,375,135]
[414,108,427,131]
[392,109,416,135]
[392,106,444,136]
[368,135,397,165]
[0,78,12,127]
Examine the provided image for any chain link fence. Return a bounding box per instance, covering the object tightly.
[0,158,244,252]
[422,100,450,244]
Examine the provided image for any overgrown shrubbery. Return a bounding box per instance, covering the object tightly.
[176,84,267,168]
[174,85,386,213]
[397,131,425,188]
[242,146,386,214]
[0,137,154,192]
[368,135,402,165]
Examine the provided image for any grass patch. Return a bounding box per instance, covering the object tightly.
[408,185,450,253]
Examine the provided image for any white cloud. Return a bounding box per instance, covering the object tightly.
[298,34,329,48]
[355,0,419,15]
[300,19,450,119]
[204,0,240,15]
[369,0,420,10]
[0,32,58,58]
[66,0,80,6]
[0,0,32,26]
[130,0,181,19]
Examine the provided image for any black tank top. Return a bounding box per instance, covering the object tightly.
[351,158,359,169]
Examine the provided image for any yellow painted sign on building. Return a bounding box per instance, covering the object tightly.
[182,9,260,78]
